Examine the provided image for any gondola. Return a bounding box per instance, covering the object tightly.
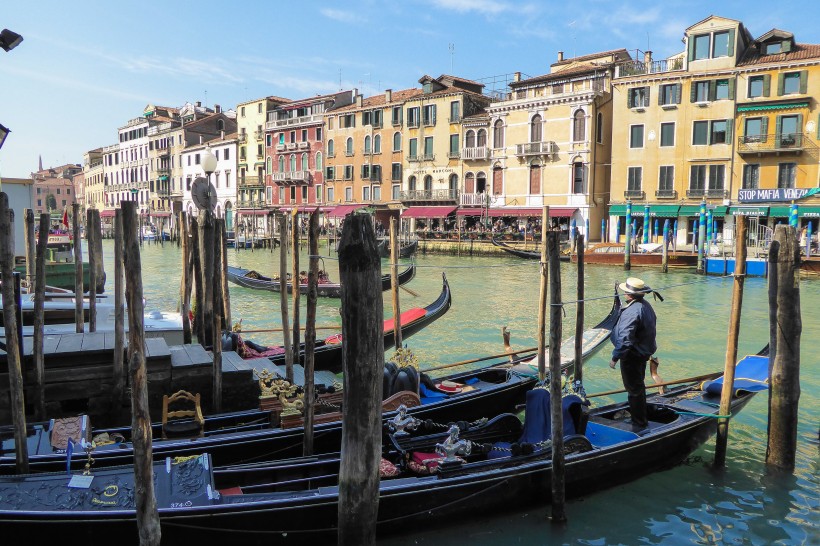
[0,293,620,474]
[491,237,570,261]
[0,350,768,544]
[573,242,698,267]
[226,262,416,297]
[380,239,419,259]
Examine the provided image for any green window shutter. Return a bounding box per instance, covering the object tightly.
[761,116,769,136]
[726,119,733,141]
[782,40,792,53]
[627,90,633,108]
[644,86,650,107]
[796,114,803,138]
[690,83,697,103]
[799,71,808,94]
[658,86,663,106]
[763,74,771,97]
[775,115,783,148]
[727,29,736,57]
[728,78,736,99]
[688,37,696,61]
[675,83,683,104]
[708,80,717,101]
[777,73,785,96]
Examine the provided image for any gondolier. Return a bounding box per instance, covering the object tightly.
[609,277,659,429]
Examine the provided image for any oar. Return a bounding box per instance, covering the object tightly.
[421,346,539,374]
[586,371,723,398]
[236,326,342,334]
[400,285,419,297]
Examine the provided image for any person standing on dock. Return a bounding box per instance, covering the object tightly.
[609,277,658,429]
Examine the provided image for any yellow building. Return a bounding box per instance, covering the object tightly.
[610,15,820,246]
[488,50,629,239]
[82,148,104,212]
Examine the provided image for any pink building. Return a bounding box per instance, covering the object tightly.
[31,163,81,216]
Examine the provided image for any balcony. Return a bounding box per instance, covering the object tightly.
[407,154,420,162]
[422,115,436,127]
[276,144,286,152]
[238,133,247,144]
[624,190,646,200]
[516,141,556,157]
[265,113,324,130]
[462,146,489,161]
[460,193,490,206]
[400,189,458,202]
[448,115,461,124]
[408,119,420,129]
[706,188,729,199]
[447,151,461,159]
[615,58,684,78]
[286,143,298,151]
[297,141,310,150]
[655,189,678,199]
[737,133,817,155]
[238,176,264,188]
[255,130,264,141]
[422,153,435,161]
[272,171,311,184]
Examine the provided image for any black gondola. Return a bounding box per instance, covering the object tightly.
[0,294,620,474]
[226,262,416,297]
[0,351,768,544]
[379,239,418,259]
[491,237,570,261]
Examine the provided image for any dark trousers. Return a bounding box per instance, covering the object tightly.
[620,356,648,427]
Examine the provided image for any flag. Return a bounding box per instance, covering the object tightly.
[62,208,69,228]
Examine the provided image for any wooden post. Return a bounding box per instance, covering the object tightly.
[220,218,231,330]
[766,225,801,471]
[291,210,301,365]
[180,211,192,344]
[536,206,549,381]
[23,209,35,288]
[547,231,566,522]
[661,219,670,273]
[390,217,402,350]
[715,216,747,467]
[72,202,84,333]
[199,210,215,348]
[190,216,205,344]
[337,213,383,546]
[303,210,320,456]
[624,201,632,271]
[33,213,50,420]
[573,233,584,384]
[121,201,162,545]
[279,214,294,383]
[0,194,29,474]
[113,210,126,419]
[212,218,224,414]
[86,209,97,332]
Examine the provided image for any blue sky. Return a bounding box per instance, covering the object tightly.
[0,0,814,178]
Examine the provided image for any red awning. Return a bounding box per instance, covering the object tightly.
[279,205,330,213]
[456,207,577,218]
[236,209,270,216]
[99,209,116,218]
[150,211,172,217]
[402,206,457,219]
[327,204,367,218]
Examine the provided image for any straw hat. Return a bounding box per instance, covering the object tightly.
[619,277,651,296]
[435,380,463,393]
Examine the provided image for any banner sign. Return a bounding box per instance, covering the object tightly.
[738,188,820,203]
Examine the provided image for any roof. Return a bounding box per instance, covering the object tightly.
[551,48,630,68]
[332,88,423,112]
[237,95,291,107]
[511,63,612,88]
[738,42,820,66]
[755,29,794,43]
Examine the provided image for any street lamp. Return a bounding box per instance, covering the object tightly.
[0,29,23,52]
[0,123,9,150]
[202,147,217,212]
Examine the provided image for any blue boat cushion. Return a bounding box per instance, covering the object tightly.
[701,355,770,396]
[420,383,447,404]
[584,421,640,447]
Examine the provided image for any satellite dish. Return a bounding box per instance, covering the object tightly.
[191,176,216,211]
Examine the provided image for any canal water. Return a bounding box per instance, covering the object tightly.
[100,240,818,545]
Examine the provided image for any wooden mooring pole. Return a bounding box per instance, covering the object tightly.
[33,212,50,420]
[72,203,83,333]
[212,218,224,414]
[23,209,35,288]
[536,206,549,381]
[90,208,105,293]
[291,210,301,365]
[547,230,566,523]
[0,194,29,473]
[121,201,162,545]
[573,233,585,386]
[113,210,126,419]
[180,211,192,344]
[220,218,231,330]
[624,201,632,271]
[86,209,98,332]
[390,217,402,350]
[303,210,320,456]
[279,213,294,383]
[199,210,215,350]
[766,225,801,471]
[661,219,670,273]
[337,213,383,546]
[190,216,205,344]
[714,215,747,467]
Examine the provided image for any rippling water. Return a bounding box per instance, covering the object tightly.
[99,239,819,545]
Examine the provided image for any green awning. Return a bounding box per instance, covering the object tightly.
[608,204,628,216]
[710,206,728,218]
[652,205,680,217]
[679,205,704,216]
[768,206,791,218]
[737,101,809,112]
[158,175,169,181]
[799,206,820,218]
[730,206,769,216]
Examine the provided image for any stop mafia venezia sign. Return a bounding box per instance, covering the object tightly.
[738,188,820,203]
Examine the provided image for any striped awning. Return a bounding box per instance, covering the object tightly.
[737,101,809,112]
[327,204,368,218]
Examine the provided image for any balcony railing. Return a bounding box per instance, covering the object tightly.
[686,188,705,198]
[297,141,310,150]
[255,130,264,140]
[276,144,286,152]
[448,115,461,124]
[238,176,264,188]
[272,171,310,184]
[364,172,382,182]
[624,190,646,200]
[655,189,678,199]
[400,189,458,201]
[238,133,247,144]
[422,115,436,126]
[616,58,684,78]
[422,153,435,161]
[447,151,460,159]
[407,154,420,162]
[737,133,817,154]
[460,193,491,206]
[408,119,420,128]
[706,188,729,199]
[286,143,298,151]
[516,141,556,157]
[265,114,324,130]
[392,118,402,127]
[462,146,489,161]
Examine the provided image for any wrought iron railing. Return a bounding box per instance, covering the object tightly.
[624,189,646,200]
[400,189,458,201]
[655,189,678,199]
[737,133,817,154]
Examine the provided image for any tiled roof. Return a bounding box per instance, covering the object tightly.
[511,63,611,87]
[738,42,820,66]
[332,88,423,112]
[438,74,483,86]
[552,48,630,67]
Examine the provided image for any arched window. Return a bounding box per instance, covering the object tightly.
[266,156,272,173]
[477,128,487,147]
[465,130,476,148]
[289,154,296,172]
[408,175,417,191]
[364,135,372,155]
[596,112,603,144]
[465,172,475,193]
[493,120,505,149]
[327,139,335,157]
[573,161,586,193]
[278,156,285,172]
[424,175,433,191]
[316,152,323,171]
[217,119,225,131]
[529,161,541,195]
[301,153,308,171]
[530,114,542,143]
[449,173,458,196]
[573,110,586,142]
[345,137,353,155]
[393,132,401,152]
[374,134,381,153]
[476,172,487,193]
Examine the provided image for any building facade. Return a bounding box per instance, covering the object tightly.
[82,148,104,212]
[181,133,238,228]
[31,164,80,215]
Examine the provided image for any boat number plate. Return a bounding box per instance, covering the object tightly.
[68,475,94,488]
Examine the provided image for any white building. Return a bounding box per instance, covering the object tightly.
[181,132,238,229]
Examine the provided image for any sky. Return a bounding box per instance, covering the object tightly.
[0,0,815,178]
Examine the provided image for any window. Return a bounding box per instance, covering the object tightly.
[765,42,783,55]
[693,121,709,145]
[690,165,706,190]
[278,187,285,203]
[715,79,730,100]
[316,127,322,141]
[778,163,796,188]
[627,167,642,191]
[531,114,542,142]
[477,129,487,147]
[373,135,381,153]
[708,165,725,190]
[345,137,353,156]
[449,134,459,157]
[279,133,285,145]
[659,83,681,106]
[493,120,505,148]
[392,185,400,199]
[423,104,436,126]
[630,125,644,148]
[241,106,246,117]
[392,106,402,126]
[573,111,585,141]
[711,120,728,144]
[278,156,285,172]
[340,114,355,128]
[226,171,231,187]
[363,186,370,201]
[748,75,768,98]
[327,139,335,157]
[325,166,335,180]
[627,87,649,108]
[393,132,401,152]
[742,164,759,189]
[450,101,460,122]
[288,155,296,172]
[744,117,766,141]
[316,152,322,171]
[777,114,800,147]
[301,153,308,171]
[373,186,381,201]
[409,138,418,159]
[364,135,372,155]
[692,34,711,60]
[362,110,372,126]
[424,175,433,191]
[392,163,402,181]
[327,187,334,202]
[780,72,804,95]
[301,129,308,142]
[361,164,371,179]
[712,30,730,57]
[659,166,674,191]
[266,156,272,173]
[660,122,675,147]
[344,165,353,180]
[693,81,710,102]
[552,82,563,94]
[290,131,296,143]
[258,103,263,113]
[596,112,603,144]
[345,187,353,201]
[316,184,323,202]
[409,176,416,191]
[407,107,420,127]
[572,162,585,193]
[423,136,434,159]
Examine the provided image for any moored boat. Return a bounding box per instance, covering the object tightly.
[572,242,698,267]
[491,237,570,261]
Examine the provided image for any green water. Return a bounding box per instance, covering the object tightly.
[100,240,819,545]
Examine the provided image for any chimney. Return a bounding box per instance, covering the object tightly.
[196,101,201,108]
[221,130,225,139]
[557,51,564,62]
[644,50,653,65]
[356,93,363,107]
[513,72,521,82]
[385,89,392,103]
[199,135,203,144]
[215,104,221,113]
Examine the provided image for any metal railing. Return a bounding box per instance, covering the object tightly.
[655,189,678,199]
[265,114,324,130]
[516,141,556,156]
[624,189,646,200]
[297,141,310,150]
[408,119,420,128]
[462,146,489,160]
[238,176,264,188]
[737,133,817,154]
[448,151,461,159]
[255,130,264,140]
[616,58,684,78]
[272,171,310,183]
[422,115,436,126]
[448,115,461,124]
[400,189,458,201]
[238,133,247,144]
[422,153,435,161]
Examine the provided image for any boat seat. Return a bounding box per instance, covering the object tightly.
[162,390,204,439]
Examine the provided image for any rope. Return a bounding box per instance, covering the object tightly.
[674,410,733,419]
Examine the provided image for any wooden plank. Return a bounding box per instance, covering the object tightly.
[81,332,106,352]
[169,346,193,367]
[43,335,61,355]
[144,337,170,361]
[183,343,212,366]
[55,333,84,354]
[104,332,115,350]
[220,351,244,373]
